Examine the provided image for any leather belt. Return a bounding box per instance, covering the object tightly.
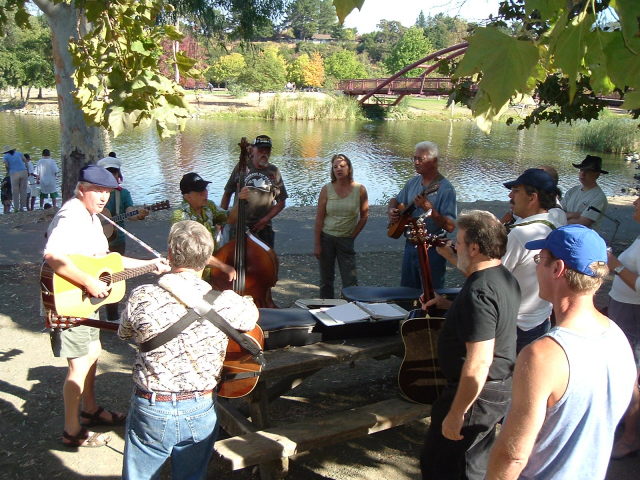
[135,387,214,402]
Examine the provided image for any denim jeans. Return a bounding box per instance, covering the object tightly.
[516,318,550,353]
[420,378,512,480]
[123,392,219,480]
[401,241,447,290]
[319,232,357,299]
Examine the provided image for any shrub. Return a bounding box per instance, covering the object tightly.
[575,117,639,154]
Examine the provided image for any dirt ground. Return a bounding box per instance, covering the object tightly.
[1,202,639,480]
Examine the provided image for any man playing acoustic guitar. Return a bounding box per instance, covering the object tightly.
[44,164,168,448]
[388,141,456,290]
[118,220,258,479]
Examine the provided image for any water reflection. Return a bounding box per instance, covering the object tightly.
[0,114,633,210]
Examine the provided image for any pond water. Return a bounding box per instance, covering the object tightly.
[1,113,634,209]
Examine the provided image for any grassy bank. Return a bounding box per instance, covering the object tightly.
[575,116,640,153]
[263,93,363,120]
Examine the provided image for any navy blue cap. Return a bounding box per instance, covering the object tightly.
[525,224,607,276]
[503,168,557,193]
[78,164,119,188]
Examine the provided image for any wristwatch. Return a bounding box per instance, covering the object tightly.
[614,265,625,275]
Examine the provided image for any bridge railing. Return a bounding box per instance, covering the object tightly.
[338,77,455,94]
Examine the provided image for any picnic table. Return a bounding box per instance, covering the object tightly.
[213,335,432,479]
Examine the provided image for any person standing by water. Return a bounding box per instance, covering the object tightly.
[220,135,288,249]
[387,141,456,290]
[607,196,640,459]
[36,149,59,209]
[314,154,369,299]
[2,145,27,212]
[24,153,38,211]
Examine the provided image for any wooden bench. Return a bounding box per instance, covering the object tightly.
[214,397,431,472]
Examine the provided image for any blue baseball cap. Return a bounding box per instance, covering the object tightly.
[525,224,607,276]
[503,168,557,193]
[78,164,119,189]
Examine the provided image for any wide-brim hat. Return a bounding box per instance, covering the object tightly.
[180,172,211,194]
[503,168,557,193]
[572,155,608,174]
[525,224,607,276]
[2,145,14,154]
[78,164,119,189]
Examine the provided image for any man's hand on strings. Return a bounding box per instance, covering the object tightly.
[85,277,111,298]
[220,263,237,282]
[414,194,433,212]
[419,292,452,311]
[152,258,171,275]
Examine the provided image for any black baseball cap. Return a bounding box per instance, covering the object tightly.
[253,135,272,149]
[180,172,211,194]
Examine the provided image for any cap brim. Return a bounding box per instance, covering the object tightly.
[503,180,517,189]
[525,239,547,250]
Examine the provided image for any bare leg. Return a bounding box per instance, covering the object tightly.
[63,341,100,435]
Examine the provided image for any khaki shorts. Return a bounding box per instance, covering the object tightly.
[50,324,100,358]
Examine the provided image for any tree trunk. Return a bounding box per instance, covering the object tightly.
[26,86,32,103]
[38,87,43,99]
[173,19,180,84]
[34,0,104,202]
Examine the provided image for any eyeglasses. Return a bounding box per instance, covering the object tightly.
[533,253,552,264]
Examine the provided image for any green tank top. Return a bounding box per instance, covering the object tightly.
[322,183,360,237]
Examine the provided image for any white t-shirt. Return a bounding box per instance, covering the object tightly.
[609,237,640,305]
[503,212,563,330]
[44,197,108,257]
[36,157,59,194]
[561,185,607,224]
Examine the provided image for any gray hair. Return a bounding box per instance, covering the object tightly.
[168,220,214,271]
[415,141,439,159]
[456,210,508,259]
[74,181,90,197]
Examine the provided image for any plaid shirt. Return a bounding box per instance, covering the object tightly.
[118,271,258,393]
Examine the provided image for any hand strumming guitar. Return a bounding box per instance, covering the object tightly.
[420,292,452,311]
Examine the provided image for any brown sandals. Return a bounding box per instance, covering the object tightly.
[80,406,126,427]
[62,427,111,448]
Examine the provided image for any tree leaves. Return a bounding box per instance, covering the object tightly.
[332,0,364,25]
[455,27,539,131]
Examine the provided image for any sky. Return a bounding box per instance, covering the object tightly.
[342,0,502,33]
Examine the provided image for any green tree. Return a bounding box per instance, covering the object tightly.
[324,49,366,79]
[423,13,469,51]
[0,0,290,200]
[207,52,246,86]
[384,27,432,77]
[239,46,287,101]
[356,19,406,63]
[415,10,427,29]
[288,53,310,86]
[285,0,337,40]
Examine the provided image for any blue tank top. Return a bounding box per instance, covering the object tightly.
[519,323,636,479]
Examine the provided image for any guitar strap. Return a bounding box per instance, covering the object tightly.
[114,189,121,215]
[140,289,265,367]
[506,219,557,233]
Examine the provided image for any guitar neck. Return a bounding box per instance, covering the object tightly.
[416,243,436,303]
[111,208,142,223]
[110,263,158,283]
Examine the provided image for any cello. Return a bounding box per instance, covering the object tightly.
[210,137,279,308]
[397,215,448,404]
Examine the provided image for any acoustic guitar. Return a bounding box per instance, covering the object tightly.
[387,183,440,238]
[44,305,264,399]
[40,253,159,318]
[397,217,448,404]
[102,200,170,240]
[219,325,265,398]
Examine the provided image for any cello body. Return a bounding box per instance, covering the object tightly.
[210,232,278,308]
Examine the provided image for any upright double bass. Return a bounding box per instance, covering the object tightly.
[209,138,279,308]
